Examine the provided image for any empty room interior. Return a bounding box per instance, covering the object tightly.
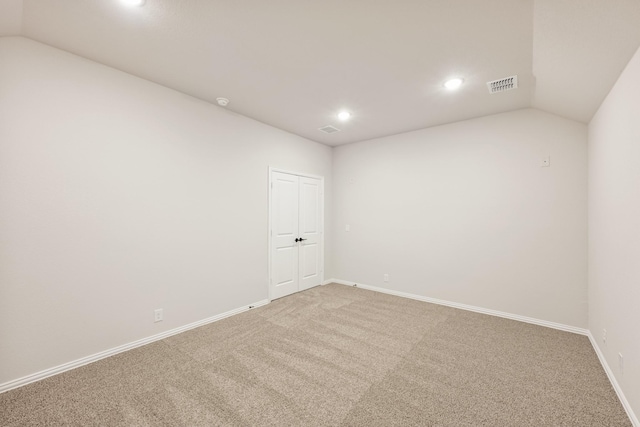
[1,0,639,425]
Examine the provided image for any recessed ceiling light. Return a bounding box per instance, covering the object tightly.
[444,78,464,90]
[216,97,230,107]
[121,0,145,7]
[338,111,351,121]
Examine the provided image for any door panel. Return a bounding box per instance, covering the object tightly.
[300,180,319,234]
[299,243,320,289]
[298,176,322,291]
[300,242,319,275]
[274,246,296,286]
[270,172,299,300]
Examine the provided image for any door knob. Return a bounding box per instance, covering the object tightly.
[295,238,300,242]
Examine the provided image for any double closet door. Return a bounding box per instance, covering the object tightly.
[269,170,323,300]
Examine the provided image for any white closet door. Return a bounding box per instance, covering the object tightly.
[270,171,300,300]
[269,170,323,300]
[298,176,322,291]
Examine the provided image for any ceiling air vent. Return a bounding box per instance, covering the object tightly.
[319,125,340,134]
[487,75,518,94]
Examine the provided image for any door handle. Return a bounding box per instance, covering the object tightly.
[294,238,307,242]
[295,238,300,242]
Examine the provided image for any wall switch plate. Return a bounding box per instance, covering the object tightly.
[541,155,550,167]
[383,274,389,282]
[603,329,607,345]
[154,309,163,322]
[345,224,350,232]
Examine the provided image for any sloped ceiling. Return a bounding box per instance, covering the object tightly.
[3,0,640,145]
[532,0,640,122]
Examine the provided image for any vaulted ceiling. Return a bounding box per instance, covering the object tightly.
[1,0,640,146]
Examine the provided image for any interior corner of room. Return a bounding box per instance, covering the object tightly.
[0,0,639,425]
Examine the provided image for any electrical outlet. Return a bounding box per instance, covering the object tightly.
[383,274,389,282]
[603,329,607,345]
[154,309,163,322]
[618,353,624,375]
[541,155,550,167]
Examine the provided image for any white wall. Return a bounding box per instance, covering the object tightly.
[588,45,640,420]
[332,109,588,328]
[0,37,332,385]
[0,0,22,36]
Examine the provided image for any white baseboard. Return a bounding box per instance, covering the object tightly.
[0,299,270,395]
[331,279,588,335]
[587,332,639,427]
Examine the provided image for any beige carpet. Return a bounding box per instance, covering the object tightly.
[0,284,631,426]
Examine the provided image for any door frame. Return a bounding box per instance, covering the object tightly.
[268,167,324,301]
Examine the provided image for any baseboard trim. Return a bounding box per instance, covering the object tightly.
[587,332,639,427]
[331,279,588,335]
[0,299,270,395]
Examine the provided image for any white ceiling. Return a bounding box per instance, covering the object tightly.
[2,0,640,146]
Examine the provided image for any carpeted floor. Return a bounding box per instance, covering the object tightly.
[0,283,631,426]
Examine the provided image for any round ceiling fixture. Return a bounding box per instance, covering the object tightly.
[444,78,464,90]
[338,111,351,121]
[216,97,230,107]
